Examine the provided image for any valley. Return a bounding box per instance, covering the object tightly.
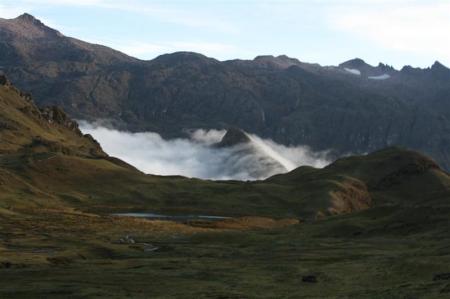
[0,9,450,299]
[1,73,450,297]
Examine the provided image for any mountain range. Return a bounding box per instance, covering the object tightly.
[1,13,450,170]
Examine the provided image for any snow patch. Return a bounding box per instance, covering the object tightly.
[344,68,361,75]
[368,74,391,80]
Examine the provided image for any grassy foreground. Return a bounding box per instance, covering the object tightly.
[1,206,450,298]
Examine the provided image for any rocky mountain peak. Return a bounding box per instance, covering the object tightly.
[377,63,396,72]
[431,60,447,69]
[253,55,302,69]
[400,65,418,74]
[153,52,216,65]
[1,13,62,39]
[430,61,450,80]
[339,58,369,69]
[216,128,251,148]
[14,13,50,30]
[40,106,81,132]
[340,58,396,77]
[16,13,40,24]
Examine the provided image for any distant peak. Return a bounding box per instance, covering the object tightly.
[254,55,298,62]
[254,55,275,61]
[432,60,448,70]
[350,58,365,63]
[215,127,250,148]
[16,13,40,23]
[377,62,395,71]
[153,52,216,65]
[169,51,206,58]
[339,58,369,68]
[343,58,366,64]
[400,65,420,74]
[254,55,302,69]
[430,60,450,79]
[276,55,301,64]
[14,13,52,30]
[11,13,62,38]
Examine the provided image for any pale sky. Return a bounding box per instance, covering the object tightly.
[1,0,449,69]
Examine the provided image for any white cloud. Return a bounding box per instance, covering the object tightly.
[79,122,330,180]
[22,0,237,33]
[31,0,104,5]
[330,1,450,65]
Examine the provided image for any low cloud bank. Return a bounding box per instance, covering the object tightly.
[79,121,330,180]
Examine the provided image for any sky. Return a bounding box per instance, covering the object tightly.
[0,0,449,68]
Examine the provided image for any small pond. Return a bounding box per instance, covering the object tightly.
[113,212,230,222]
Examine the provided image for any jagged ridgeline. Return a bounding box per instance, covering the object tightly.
[1,14,450,171]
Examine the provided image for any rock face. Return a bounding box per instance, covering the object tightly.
[40,106,80,132]
[0,75,9,85]
[1,14,450,170]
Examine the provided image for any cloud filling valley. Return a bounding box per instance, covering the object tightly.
[80,121,330,180]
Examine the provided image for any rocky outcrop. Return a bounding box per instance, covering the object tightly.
[0,75,10,86]
[40,106,80,132]
[215,127,251,148]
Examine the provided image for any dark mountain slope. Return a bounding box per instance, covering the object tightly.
[0,13,141,122]
[1,14,450,170]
